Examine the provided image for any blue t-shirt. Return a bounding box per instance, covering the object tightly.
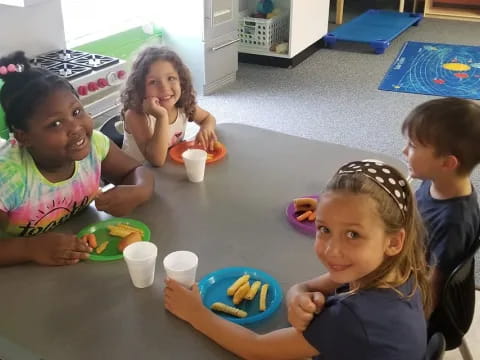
[416,180,480,274]
[303,278,426,360]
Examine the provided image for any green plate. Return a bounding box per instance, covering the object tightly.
[77,218,151,261]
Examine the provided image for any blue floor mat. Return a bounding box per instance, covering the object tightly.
[379,41,480,100]
[324,10,422,54]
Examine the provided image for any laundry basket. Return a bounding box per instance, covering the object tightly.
[238,10,289,52]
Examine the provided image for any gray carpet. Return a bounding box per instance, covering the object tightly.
[192,0,480,284]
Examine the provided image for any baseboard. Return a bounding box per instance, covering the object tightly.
[238,39,324,69]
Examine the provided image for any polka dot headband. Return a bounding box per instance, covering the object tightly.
[337,160,409,218]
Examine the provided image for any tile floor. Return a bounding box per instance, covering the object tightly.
[444,291,479,360]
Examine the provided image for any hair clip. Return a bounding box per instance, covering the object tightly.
[0,63,23,75]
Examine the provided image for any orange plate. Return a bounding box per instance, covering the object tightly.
[169,141,227,164]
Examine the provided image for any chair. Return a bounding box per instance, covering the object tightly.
[425,332,446,360]
[428,236,480,360]
[99,115,124,148]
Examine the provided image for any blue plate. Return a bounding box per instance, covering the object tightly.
[198,266,283,325]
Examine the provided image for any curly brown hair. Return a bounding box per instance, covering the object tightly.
[121,46,196,121]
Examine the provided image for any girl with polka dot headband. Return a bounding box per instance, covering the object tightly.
[163,159,432,360]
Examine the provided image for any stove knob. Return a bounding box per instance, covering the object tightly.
[117,70,126,79]
[77,85,88,96]
[106,72,118,85]
[97,78,108,88]
[87,81,98,92]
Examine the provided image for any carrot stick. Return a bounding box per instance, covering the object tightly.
[87,234,97,248]
[308,211,316,222]
[296,210,312,222]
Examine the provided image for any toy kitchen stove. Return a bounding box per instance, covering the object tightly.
[31,49,127,125]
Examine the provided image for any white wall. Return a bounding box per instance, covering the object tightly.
[0,0,66,57]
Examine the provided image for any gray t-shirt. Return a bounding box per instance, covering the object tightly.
[303,278,426,360]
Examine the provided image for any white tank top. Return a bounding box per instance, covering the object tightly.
[122,109,188,163]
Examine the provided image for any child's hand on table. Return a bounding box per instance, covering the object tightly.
[195,127,218,152]
[27,233,92,266]
[287,291,325,331]
[164,278,206,324]
[95,186,143,217]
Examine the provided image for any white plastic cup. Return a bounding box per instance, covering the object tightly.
[123,242,158,288]
[182,149,207,183]
[163,250,198,288]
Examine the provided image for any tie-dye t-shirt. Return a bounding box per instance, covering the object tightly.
[0,130,110,236]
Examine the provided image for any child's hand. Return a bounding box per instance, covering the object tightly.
[195,127,218,151]
[95,186,140,217]
[27,233,91,266]
[164,278,206,324]
[143,97,168,119]
[287,291,325,331]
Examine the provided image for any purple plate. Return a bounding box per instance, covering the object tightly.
[285,195,318,237]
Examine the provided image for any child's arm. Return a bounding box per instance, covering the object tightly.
[95,141,154,217]
[286,273,340,331]
[192,105,217,151]
[0,210,91,266]
[125,101,170,167]
[164,279,319,360]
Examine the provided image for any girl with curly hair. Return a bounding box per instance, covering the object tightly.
[121,46,217,166]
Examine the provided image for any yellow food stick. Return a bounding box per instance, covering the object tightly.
[211,302,247,318]
[244,281,261,300]
[107,226,134,238]
[259,284,269,311]
[227,275,250,296]
[233,282,250,305]
[117,224,144,237]
[95,241,109,254]
[107,225,135,238]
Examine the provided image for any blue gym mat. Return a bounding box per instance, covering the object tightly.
[379,41,480,100]
[324,10,422,54]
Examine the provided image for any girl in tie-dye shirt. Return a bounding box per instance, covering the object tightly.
[0,51,154,266]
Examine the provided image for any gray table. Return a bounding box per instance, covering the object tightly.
[0,124,406,360]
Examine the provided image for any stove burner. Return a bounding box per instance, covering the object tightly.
[30,57,62,69]
[47,62,92,80]
[40,49,90,62]
[70,54,120,70]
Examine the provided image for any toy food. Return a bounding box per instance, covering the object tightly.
[259,284,269,311]
[211,302,247,318]
[244,281,261,300]
[85,234,97,248]
[108,224,143,238]
[227,275,250,296]
[117,232,142,252]
[293,198,317,212]
[233,282,251,305]
[95,241,109,254]
[296,210,312,222]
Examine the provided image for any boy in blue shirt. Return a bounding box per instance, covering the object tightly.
[402,97,480,310]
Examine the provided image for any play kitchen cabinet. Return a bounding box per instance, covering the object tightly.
[162,0,239,95]
[238,0,330,67]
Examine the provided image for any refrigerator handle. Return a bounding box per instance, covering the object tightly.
[211,38,240,52]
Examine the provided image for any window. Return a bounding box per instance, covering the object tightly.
[62,0,152,47]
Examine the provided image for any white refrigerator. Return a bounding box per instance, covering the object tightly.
[160,0,239,95]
